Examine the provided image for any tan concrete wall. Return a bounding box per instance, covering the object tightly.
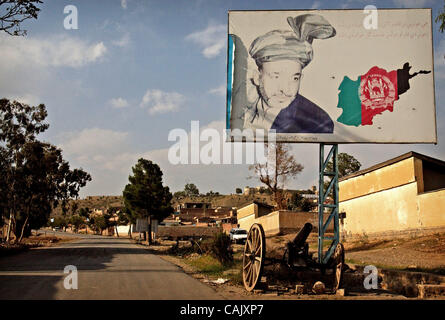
[238,214,256,231]
[237,203,257,220]
[279,211,314,231]
[340,182,420,237]
[339,158,416,202]
[417,188,445,228]
[256,211,280,235]
[238,210,330,235]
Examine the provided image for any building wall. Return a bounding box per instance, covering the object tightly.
[238,214,256,232]
[417,188,445,228]
[340,158,416,202]
[340,182,420,237]
[116,225,130,235]
[339,156,445,238]
[157,226,221,239]
[237,203,257,220]
[238,210,328,235]
[423,162,445,192]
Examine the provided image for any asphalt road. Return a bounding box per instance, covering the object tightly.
[0,234,224,300]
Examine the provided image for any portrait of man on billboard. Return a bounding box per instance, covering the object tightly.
[243,14,336,133]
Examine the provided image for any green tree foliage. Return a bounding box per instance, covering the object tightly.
[184,183,199,197]
[70,215,85,233]
[322,152,361,199]
[289,192,316,212]
[89,215,107,235]
[326,152,361,179]
[123,158,173,228]
[235,188,242,194]
[0,0,42,36]
[51,216,68,230]
[173,191,185,198]
[0,99,91,242]
[436,1,445,33]
[78,207,91,219]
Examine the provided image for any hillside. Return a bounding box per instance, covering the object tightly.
[50,193,278,217]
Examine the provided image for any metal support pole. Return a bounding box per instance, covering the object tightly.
[318,143,339,264]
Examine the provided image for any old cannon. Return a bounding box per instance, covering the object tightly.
[242,222,345,293]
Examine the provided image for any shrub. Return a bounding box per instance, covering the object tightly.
[210,232,233,265]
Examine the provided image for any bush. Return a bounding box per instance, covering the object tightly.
[209,232,233,265]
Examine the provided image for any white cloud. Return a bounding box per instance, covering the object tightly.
[140,89,185,115]
[208,85,226,96]
[109,97,129,108]
[311,1,322,9]
[112,33,130,48]
[185,24,226,58]
[60,128,129,159]
[393,0,432,8]
[121,0,127,9]
[0,34,107,68]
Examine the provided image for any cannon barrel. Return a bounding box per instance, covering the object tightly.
[292,222,313,248]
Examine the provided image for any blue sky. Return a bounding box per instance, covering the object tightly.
[1,0,444,197]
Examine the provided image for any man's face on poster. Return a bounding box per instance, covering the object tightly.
[256,59,303,109]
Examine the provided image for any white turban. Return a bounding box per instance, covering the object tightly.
[249,14,336,69]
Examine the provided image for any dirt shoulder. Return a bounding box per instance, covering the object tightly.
[343,232,445,273]
[0,233,79,257]
[133,239,410,300]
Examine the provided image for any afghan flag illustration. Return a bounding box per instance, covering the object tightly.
[337,63,431,126]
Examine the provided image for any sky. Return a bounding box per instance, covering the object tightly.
[1,0,444,197]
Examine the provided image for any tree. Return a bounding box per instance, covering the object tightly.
[249,143,304,210]
[78,207,91,219]
[0,99,91,242]
[235,188,242,194]
[326,152,361,179]
[322,152,361,199]
[288,192,315,212]
[206,190,219,197]
[51,215,68,230]
[123,158,173,244]
[173,191,186,198]
[70,215,85,233]
[184,183,199,197]
[89,215,107,235]
[0,0,42,36]
[436,1,445,33]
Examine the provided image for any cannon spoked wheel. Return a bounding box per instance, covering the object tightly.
[332,242,345,293]
[242,224,266,292]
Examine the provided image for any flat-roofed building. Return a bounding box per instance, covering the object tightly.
[339,152,445,239]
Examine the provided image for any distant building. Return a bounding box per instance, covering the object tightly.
[244,186,255,196]
[339,151,445,239]
[236,201,327,235]
[171,201,236,227]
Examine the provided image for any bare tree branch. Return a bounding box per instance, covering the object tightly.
[0,0,42,36]
[249,143,304,210]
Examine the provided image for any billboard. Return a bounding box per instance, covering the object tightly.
[226,9,437,143]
